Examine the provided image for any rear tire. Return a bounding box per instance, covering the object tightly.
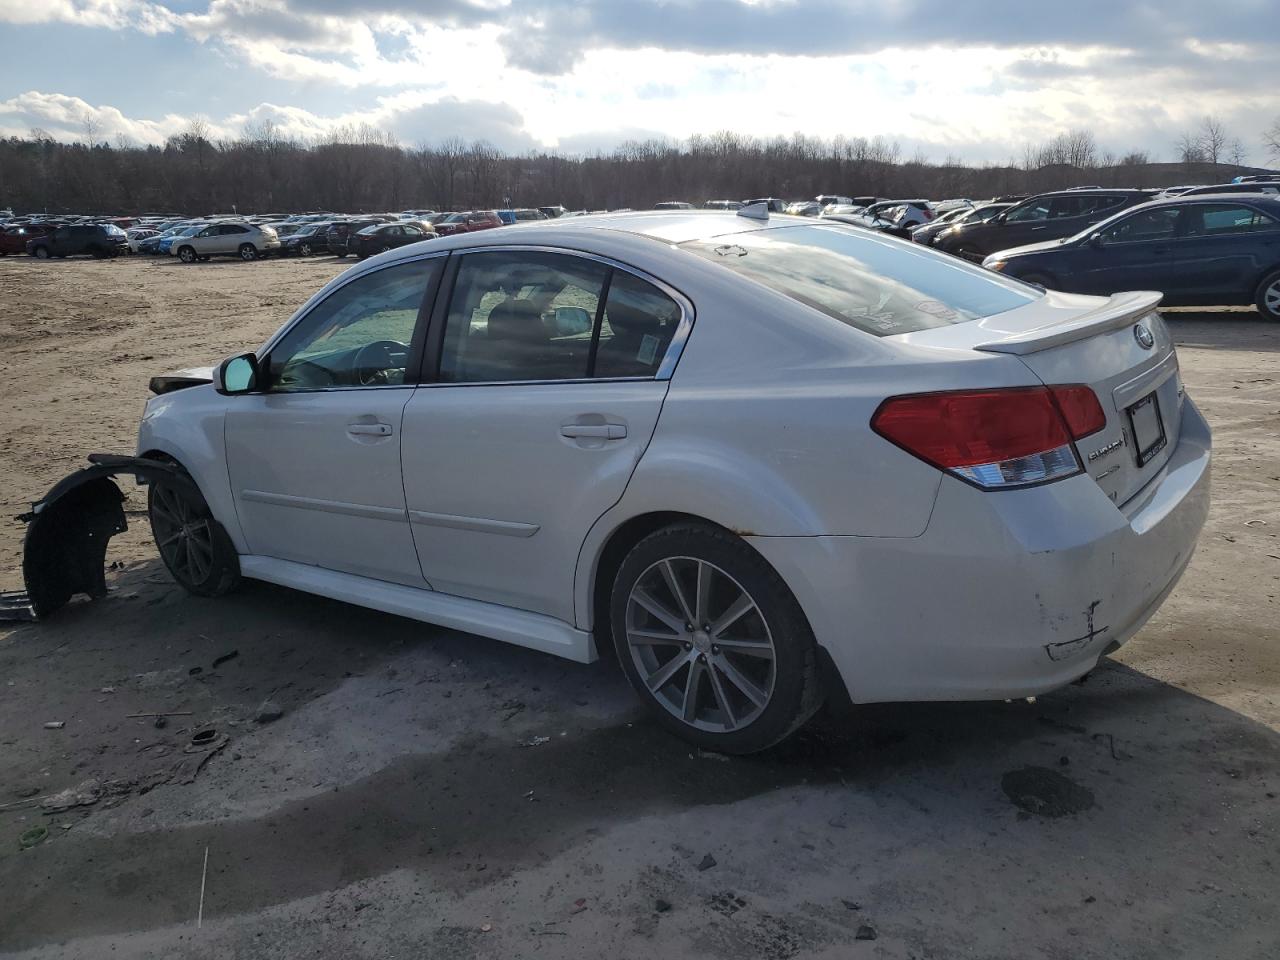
[1255,269,1280,322]
[298,241,312,257]
[147,472,240,598]
[609,523,823,754]
[33,246,50,259]
[238,243,258,261]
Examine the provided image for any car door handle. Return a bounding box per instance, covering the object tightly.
[347,422,393,436]
[561,424,626,439]
[1029,225,1047,231]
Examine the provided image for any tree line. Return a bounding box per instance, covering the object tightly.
[0,115,1276,216]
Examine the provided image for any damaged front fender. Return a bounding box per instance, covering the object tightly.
[2,454,197,621]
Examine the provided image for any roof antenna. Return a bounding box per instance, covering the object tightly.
[737,202,768,221]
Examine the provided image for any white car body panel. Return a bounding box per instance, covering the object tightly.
[401,380,669,621]
[135,210,1211,707]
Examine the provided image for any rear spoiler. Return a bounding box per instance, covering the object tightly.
[973,291,1162,356]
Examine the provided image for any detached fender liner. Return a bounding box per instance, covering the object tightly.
[1,454,198,621]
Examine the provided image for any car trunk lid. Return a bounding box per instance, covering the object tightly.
[896,290,1182,507]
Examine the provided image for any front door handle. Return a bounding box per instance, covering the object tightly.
[561,424,626,440]
[347,422,393,437]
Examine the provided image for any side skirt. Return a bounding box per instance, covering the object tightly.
[238,555,598,665]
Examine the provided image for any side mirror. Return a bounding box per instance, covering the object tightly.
[992,212,1008,224]
[1088,232,1106,249]
[552,305,593,336]
[215,353,260,395]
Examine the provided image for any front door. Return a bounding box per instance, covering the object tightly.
[224,255,443,585]
[401,249,688,622]
[1073,205,1185,296]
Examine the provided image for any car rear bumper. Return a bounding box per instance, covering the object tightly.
[748,397,1212,703]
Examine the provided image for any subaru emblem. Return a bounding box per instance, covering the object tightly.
[1133,323,1155,350]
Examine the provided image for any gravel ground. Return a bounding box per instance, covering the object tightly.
[0,255,1277,959]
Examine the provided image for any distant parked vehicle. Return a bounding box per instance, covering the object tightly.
[1162,182,1280,199]
[785,201,823,217]
[654,201,695,211]
[935,189,1152,260]
[703,200,744,211]
[819,211,913,239]
[887,201,935,229]
[984,195,1280,320]
[326,217,393,258]
[538,205,567,218]
[0,222,51,255]
[815,195,853,208]
[744,198,789,213]
[496,208,547,224]
[399,209,436,220]
[170,220,280,263]
[280,222,335,257]
[350,221,437,258]
[912,202,1015,246]
[126,227,159,253]
[27,223,128,259]
[434,211,503,236]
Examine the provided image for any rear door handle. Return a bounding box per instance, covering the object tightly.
[561,424,627,439]
[347,422,393,436]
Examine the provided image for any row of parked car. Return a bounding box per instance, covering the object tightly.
[697,179,1279,320]
[0,206,570,262]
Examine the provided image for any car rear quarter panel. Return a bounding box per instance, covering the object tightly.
[572,247,1045,628]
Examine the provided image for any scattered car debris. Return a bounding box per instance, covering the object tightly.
[654,899,672,913]
[19,826,49,849]
[212,650,239,669]
[570,898,587,914]
[42,721,65,730]
[41,778,102,814]
[1001,766,1096,818]
[190,728,219,747]
[127,711,193,720]
[1243,519,1267,527]
[519,736,550,748]
[855,924,878,940]
[697,853,717,871]
[255,699,284,723]
[841,900,861,911]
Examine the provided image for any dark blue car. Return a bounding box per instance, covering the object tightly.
[984,194,1280,321]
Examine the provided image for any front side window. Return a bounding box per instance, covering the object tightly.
[1102,207,1182,243]
[1005,199,1050,222]
[267,258,441,392]
[682,224,1036,337]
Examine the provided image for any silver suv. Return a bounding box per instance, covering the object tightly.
[170,220,281,262]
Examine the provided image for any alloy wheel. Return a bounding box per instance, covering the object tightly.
[150,484,215,586]
[625,557,777,732]
[239,244,257,261]
[179,247,195,263]
[299,242,311,257]
[1265,278,1280,317]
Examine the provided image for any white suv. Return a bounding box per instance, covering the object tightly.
[170,220,281,262]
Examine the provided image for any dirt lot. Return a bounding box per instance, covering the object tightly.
[0,255,1277,960]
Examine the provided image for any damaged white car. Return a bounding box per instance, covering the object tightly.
[13,207,1211,753]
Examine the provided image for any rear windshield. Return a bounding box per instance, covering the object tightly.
[681,224,1038,336]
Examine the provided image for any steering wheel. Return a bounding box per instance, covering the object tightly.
[352,340,408,386]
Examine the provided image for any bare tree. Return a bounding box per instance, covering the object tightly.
[1197,115,1228,166]
[1264,117,1280,164]
[1176,131,1205,164]
[1227,139,1248,167]
[81,112,101,147]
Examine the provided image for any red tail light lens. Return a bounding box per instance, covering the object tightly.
[1049,385,1106,439]
[871,387,1086,489]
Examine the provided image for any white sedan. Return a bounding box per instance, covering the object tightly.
[23,209,1211,753]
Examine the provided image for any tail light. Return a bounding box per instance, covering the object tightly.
[871,385,1105,490]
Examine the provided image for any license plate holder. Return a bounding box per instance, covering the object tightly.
[1127,391,1166,467]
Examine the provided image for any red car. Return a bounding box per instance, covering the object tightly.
[434,210,503,236]
[0,223,52,255]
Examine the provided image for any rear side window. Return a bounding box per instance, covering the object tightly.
[1187,204,1278,236]
[681,224,1037,336]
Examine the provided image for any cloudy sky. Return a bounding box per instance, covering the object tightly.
[0,0,1277,164]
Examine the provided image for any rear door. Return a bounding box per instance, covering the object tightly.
[1166,203,1280,303]
[400,248,689,622]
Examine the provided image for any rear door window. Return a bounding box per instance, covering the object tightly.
[1005,199,1051,222]
[682,224,1037,336]
[1187,204,1279,236]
